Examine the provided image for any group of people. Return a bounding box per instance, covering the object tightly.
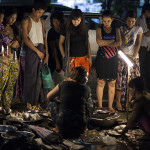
[0,2,48,110]
[46,4,150,138]
[0,0,150,138]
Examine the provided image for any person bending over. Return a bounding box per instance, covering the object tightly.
[47,66,93,138]
[122,77,150,136]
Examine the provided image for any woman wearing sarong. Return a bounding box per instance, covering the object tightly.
[0,7,19,107]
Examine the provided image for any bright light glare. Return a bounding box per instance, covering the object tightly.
[118,50,133,67]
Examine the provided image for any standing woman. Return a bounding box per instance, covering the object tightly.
[59,9,92,76]
[116,11,143,111]
[96,10,122,112]
[47,11,64,74]
[0,7,19,107]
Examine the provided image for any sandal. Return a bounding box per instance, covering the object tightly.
[108,109,118,113]
[116,107,123,112]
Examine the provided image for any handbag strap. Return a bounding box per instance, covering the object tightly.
[42,64,50,75]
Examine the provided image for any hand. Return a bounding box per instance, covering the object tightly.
[37,50,45,60]
[89,57,92,68]
[2,59,9,66]
[44,55,49,65]
[130,55,136,60]
[12,40,20,49]
[56,61,61,72]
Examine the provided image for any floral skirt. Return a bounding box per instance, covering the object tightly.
[116,58,140,105]
[0,60,19,107]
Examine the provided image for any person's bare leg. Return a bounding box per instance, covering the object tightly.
[116,90,122,111]
[108,80,116,111]
[96,79,105,109]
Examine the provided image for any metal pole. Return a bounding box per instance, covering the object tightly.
[126,66,130,120]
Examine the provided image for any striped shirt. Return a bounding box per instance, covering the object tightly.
[136,15,149,47]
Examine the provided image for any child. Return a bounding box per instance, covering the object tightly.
[95,10,122,112]
[116,11,143,111]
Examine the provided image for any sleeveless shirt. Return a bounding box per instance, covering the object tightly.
[100,26,117,59]
[29,17,44,46]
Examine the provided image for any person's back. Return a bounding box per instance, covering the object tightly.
[47,66,92,138]
[58,80,90,138]
[134,96,150,118]
[59,81,90,111]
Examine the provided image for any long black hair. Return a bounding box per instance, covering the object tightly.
[125,10,137,19]
[66,9,86,35]
[3,7,19,40]
[50,10,64,28]
[128,77,146,94]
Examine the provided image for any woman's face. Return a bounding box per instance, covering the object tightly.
[52,18,60,29]
[102,16,113,28]
[126,17,136,29]
[7,13,17,25]
[72,17,81,27]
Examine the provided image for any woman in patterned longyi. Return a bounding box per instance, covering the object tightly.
[0,7,20,107]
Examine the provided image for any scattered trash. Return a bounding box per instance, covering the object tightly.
[102,135,117,145]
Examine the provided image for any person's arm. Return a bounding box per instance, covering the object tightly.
[22,18,45,60]
[47,84,59,100]
[122,101,142,135]
[49,40,61,70]
[88,39,92,67]
[131,33,142,60]
[59,35,65,58]
[144,30,150,37]
[96,27,115,46]
[41,19,49,65]
[107,28,122,47]
[0,30,10,35]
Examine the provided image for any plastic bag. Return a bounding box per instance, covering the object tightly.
[102,135,117,145]
[42,64,52,89]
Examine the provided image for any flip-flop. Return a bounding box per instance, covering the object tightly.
[109,109,118,113]
[116,107,123,112]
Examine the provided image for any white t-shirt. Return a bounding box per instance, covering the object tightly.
[120,25,143,58]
